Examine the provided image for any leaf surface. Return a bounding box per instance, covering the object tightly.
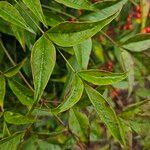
[31,35,56,103]
[74,38,92,69]
[4,111,34,125]
[85,84,125,145]
[4,58,27,77]
[78,70,127,85]
[8,79,34,108]
[52,75,84,114]
[80,0,127,21]
[22,0,47,27]
[0,1,34,33]
[122,34,150,52]
[54,0,94,10]
[69,108,90,142]
[46,12,118,47]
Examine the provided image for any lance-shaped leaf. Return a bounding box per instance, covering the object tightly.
[120,99,150,119]
[3,122,11,138]
[52,75,84,114]
[4,111,34,125]
[122,34,150,52]
[80,0,127,21]
[69,108,90,142]
[0,75,5,112]
[73,38,92,70]
[8,79,34,108]
[31,35,56,103]
[0,1,34,33]
[85,84,125,145]
[54,0,95,10]
[121,50,134,96]
[22,0,47,27]
[11,25,25,50]
[0,132,23,150]
[46,12,119,47]
[78,70,127,85]
[4,58,27,77]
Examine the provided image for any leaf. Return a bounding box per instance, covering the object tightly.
[0,19,13,36]
[4,58,27,77]
[54,0,94,10]
[120,99,150,119]
[0,75,6,112]
[15,1,40,33]
[69,108,90,142]
[121,50,134,96]
[46,12,119,47]
[8,79,34,108]
[52,75,84,114]
[0,1,34,33]
[3,122,11,138]
[20,136,61,150]
[122,34,150,52]
[141,0,150,30]
[78,70,127,85]
[80,0,127,21]
[73,38,92,70]
[11,25,25,50]
[4,111,34,125]
[43,9,63,27]
[22,0,47,27]
[0,132,23,150]
[31,35,56,103]
[128,117,150,136]
[85,84,125,145]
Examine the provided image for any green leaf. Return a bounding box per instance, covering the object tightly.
[120,99,150,119]
[80,0,127,21]
[121,50,134,96]
[11,25,25,50]
[54,0,94,10]
[4,58,27,77]
[46,12,119,47]
[0,1,34,33]
[15,1,40,33]
[78,70,127,85]
[4,111,34,125]
[128,117,150,135]
[0,132,23,150]
[31,35,56,103]
[8,79,34,108]
[122,34,150,52]
[73,38,92,70]
[22,0,47,27]
[69,108,90,142]
[2,122,11,138]
[141,0,150,31]
[0,19,13,36]
[52,75,84,114]
[43,9,63,27]
[0,75,5,112]
[85,84,125,145]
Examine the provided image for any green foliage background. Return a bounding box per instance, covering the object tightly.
[0,0,150,149]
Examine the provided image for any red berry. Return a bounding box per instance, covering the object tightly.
[68,18,77,22]
[144,27,150,33]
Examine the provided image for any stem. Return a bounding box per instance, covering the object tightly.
[100,31,120,48]
[57,49,76,73]
[0,40,33,91]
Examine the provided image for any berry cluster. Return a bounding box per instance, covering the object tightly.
[122,5,150,32]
